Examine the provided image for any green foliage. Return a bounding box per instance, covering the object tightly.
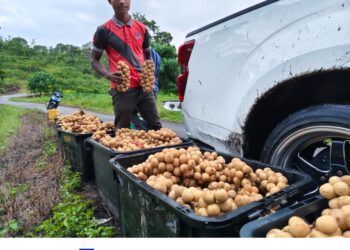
[152,42,177,59]
[32,166,115,237]
[157,92,183,123]
[11,92,114,115]
[60,166,81,197]
[0,36,106,95]
[154,31,173,45]
[132,12,173,45]
[0,183,27,237]
[2,183,29,199]
[33,194,115,237]
[0,105,31,152]
[132,12,160,35]
[28,71,56,96]
[0,219,22,237]
[35,127,57,169]
[0,48,12,93]
[159,57,179,93]
[0,68,4,82]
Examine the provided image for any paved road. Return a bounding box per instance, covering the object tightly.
[0,93,187,138]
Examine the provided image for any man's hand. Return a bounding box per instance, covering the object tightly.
[106,71,123,85]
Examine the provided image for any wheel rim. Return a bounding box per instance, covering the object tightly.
[269,125,350,183]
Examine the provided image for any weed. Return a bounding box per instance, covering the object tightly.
[35,127,57,169]
[0,219,22,237]
[0,105,31,152]
[2,183,29,199]
[31,166,116,237]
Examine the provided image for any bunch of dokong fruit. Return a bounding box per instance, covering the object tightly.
[115,60,155,93]
[92,128,183,152]
[266,175,350,238]
[57,110,114,134]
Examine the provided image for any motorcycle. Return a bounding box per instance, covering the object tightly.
[47,91,63,110]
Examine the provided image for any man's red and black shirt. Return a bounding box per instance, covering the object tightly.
[93,16,151,89]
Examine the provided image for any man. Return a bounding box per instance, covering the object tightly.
[91,0,162,130]
[131,47,161,130]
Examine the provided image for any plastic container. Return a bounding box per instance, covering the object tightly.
[48,109,60,123]
[86,138,193,220]
[239,195,328,237]
[110,146,313,237]
[57,128,94,181]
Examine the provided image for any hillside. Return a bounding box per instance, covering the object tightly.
[0,38,109,94]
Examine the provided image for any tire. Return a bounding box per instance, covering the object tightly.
[47,100,56,110]
[260,104,350,184]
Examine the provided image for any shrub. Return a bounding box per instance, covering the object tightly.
[28,71,56,96]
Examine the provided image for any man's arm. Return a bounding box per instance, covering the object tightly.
[91,50,122,84]
[142,28,151,60]
[143,47,151,60]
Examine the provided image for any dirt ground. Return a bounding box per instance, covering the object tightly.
[0,112,116,236]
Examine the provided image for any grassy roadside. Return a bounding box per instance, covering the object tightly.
[0,105,33,152]
[0,107,116,237]
[30,165,116,237]
[11,91,183,123]
[156,92,183,123]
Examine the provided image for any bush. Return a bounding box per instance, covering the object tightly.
[151,43,179,93]
[159,58,179,93]
[28,71,56,96]
[0,69,4,82]
[32,166,115,237]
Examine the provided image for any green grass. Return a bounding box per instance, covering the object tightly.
[156,92,183,123]
[11,91,183,123]
[35,127,58,170]
[31,165,116,237]
[11,93,114,114]
[0,105,32,152]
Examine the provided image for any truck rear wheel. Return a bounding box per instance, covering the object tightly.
[260,104,350,184]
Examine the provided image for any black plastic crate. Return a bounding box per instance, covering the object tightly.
[239,195,328,237]
[57,128,94,181]
[86,138,193,221]
[110,146,312,237]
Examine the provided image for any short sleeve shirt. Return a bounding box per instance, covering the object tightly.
[93,16,151,89]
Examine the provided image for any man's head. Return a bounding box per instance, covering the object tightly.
[108,0,131,16]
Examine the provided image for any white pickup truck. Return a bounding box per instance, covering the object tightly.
[175,0,350,182]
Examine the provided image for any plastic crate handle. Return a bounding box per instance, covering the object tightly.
[83,138,93,151]
[246,190,297,221]
[247,208,266,220]
[264,188,299,211]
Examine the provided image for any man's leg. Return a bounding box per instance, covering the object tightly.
[131,109,147,130]
[137,92,162,130]
[112,88,140,129]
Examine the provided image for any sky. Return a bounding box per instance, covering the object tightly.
[0,0,263,49]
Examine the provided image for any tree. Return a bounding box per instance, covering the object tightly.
[132,13,173,45]
[0,50,6,87]
[28,71,56,96]
[154,32,173,45]
[33,45,48,55]
[0,69,4,82]
[152,43,177,59]
[5,37,30,56]
[132,12,159,35]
